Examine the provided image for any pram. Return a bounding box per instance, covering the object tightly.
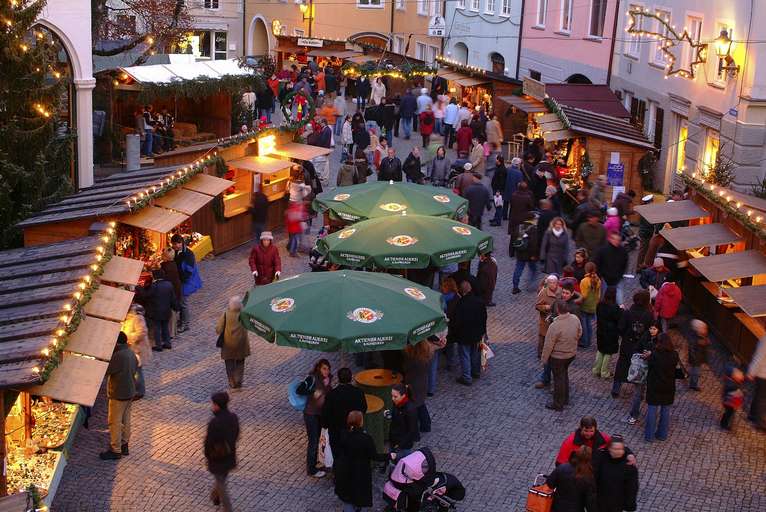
[383,448,466,511]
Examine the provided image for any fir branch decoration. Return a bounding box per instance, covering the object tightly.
[136,74,266,103]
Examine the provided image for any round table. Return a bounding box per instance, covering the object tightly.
[355,369,403,440]
[363,394,385,454]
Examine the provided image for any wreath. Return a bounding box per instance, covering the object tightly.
[280,89,316,131]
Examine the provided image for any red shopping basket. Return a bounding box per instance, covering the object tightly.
[526,474,554,512]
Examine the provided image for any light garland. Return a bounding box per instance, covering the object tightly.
[435,55,488,77]
[340,61,435,80]
[626,8,708,79]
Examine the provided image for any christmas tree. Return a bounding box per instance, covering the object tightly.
[0,0,72,248]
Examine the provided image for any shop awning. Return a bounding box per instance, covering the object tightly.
[437,68,489,87]
[64,315,123,361]
[346,55,374,64]
[120,205,189,233]
[724,286,766,318]
[100,255,144,285]
[28,355,109,407]
[659,223,742,250]
[154,187,215,215]
[229,155,294,175]
[83,285,135,322]
[560,105,655,149]
[498,95,547,113]
[269,142,333,161]
[689,250,766,282]
[308,49,360,59]
[120,59,253,85]
[182,173,234,197]
[634,200,709,225]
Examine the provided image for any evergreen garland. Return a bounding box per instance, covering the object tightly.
[280,89,316,130]
[341,61,435,79]
[136,74,266,103]
[211,156,228,222]
[544,97,570,129]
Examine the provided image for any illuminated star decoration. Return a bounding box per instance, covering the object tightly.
[626,9,708,79]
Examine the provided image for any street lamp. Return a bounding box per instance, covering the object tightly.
[297,0,315,38]
[713,29,739,79]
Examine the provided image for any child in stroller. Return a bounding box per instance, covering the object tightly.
[383,447,465,511]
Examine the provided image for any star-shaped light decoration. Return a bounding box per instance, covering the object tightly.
[626,8,708,79]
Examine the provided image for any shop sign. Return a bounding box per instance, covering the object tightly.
[428,16,446,37]
[522,77,546,101]
[298,38,323,48]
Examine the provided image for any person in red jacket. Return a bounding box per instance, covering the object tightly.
[249,232,281,285]
[455,120,473,158]
[285,201,307,257]
[418,105,435,149]
[556,416,636,466]
[654,277,682,332]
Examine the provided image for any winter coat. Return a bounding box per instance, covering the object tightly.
[546,463,597,512]
[515,221,540,262]
[106,344,138,401]
[639,266,669,290]
[378,156,403,181]
[337,162,359,186]
[614,306,655,382]
[143,278,178,322]
[508,189,535,234]
[646,349,679,405]
[403,349,435,407]
[403,153,424,183]
[321,383,367,433]
[469,143,486,175]
[300,372,331,416]
[542,313,582,363]
[465,182,492,220]
[341,120,353,145]
[485,119,502,147]
[536,286,561,337]
[390,399,418,449]
[456,126,473,154]
[204,408,240,475]
[540,229,571,275]
[579,274,601,314]
[604,215,621,236]
[477,257,498,305]
[419,111,435,136]
[160,261,182,301]
[356,78,371,98]
[537,209,558,242]
[334,428,387,507]
[596,302,622,355]
[593,448,639,512]
[504,166,524,200]
[654,282,681,319]
[452,292,487,345]
[454,172,474,197]
[216,309,251,360]
[174,247,197,284]
[444,292,460,344]
[399,93,417,118]
[555,429,612,466]
[371,80,386,105]
[612,193,634,218]
[687,332,710,366]
[594,243,629,286]
[491,164,507,194]
[248,243,282,285]
[430,156,451,185]
[575,222,607,260]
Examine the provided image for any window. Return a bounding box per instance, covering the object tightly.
[530,70,541,81]
[417,0,428,15]
[430,0,442,16]
[713,23,734,84]
[470,0,480,11]
[536,0,547,26]
[625,4,642,57]
[396,0,404,9]
[703,129,720,175]
[214,31,227,60]
[357,0,384,8]
[630,96,647,131]
[589,0,608,37]
[204,0,219,8]
[653,106,664,149]
[490,53,505,74]
[676,118,688,172]
[683,16,703,71]
[623,91,633,110]
[416,42,428,62]
[457,0,465,8]
[500,0,511,16]
[394,36,405,54]
[652,10,671,65]
[560,0,572,32]
[486,0,495,14]
[428,45,439,64]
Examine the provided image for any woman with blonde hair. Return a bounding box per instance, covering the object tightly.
[122,303,152,398]
[215,296,251,390]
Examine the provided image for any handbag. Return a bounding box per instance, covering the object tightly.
[674,362,688,380]
[480,337,495,371]
[627,353,648,384]
[526,474,554,512]
[216,313,226,348]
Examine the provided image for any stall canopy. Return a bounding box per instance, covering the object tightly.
[307,49,360,59]
[724,286,766,318]
[269,142,333,161]
[28,356,109,408]
[545,84,630,118]
[83,285,134,322]
[634,200,709,225]
[230,155,294,175]
[182,172,235,197]
[120,205,190,234]
[436,69,489,87]
[497,95,548,113]
[154,187,216,216]
[689,250,766,282]
[100,255,145,285]
[120,59,254,85]
[558,105,655,149]
[63,315,124,362]
[659,223,742,250]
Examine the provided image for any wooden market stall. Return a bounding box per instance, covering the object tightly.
[0,233,137,505]
[227,155,294,230]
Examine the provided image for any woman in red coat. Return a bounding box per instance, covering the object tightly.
[455,119,473,158]
[418,106,435,149]
[249,232,282,285]
[653,278,682,332]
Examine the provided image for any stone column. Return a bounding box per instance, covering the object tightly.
[74,78,96,190]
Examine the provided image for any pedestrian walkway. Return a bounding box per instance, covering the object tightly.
[53,127,766,511]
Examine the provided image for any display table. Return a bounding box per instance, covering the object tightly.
[191,235,214,260]
[363,393,385,454]
[355,369,402,440]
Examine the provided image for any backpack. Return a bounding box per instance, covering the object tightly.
[288,375,315,411]
[627,353,648,384]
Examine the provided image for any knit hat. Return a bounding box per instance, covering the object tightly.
[607,207,618,216]
[211,391,230,409]
[463,162,473,171]
[653,257,664,268]
[641,194,654,203]
[421,88,428,94]
[260,231,274,241]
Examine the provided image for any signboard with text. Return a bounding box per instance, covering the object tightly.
[428,16,446,37]
[522,77,546,101]
[297,38,323,48]
[606,162,625,187]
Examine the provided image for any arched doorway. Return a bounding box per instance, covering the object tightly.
[490,52,505,74]
[565,73,593,84]
[247,15,273,56]
[452,42,468,65]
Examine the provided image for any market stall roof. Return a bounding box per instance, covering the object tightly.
[120,205,190,234]
[436,68,489,87]
[269,142,333,161]
[63,315,123,361]
[308,49,360,59]
[724,286,766,318]
[28,355,109,407]
[99,255,145,285]
[559,105,655,149]
[83,284,134,322]
[634,200,709,225]
[182,173,235,197]
[546,84,630,118]
[689,250,766,282]
[120,59,253,85]
[230,155,294,175]
[497,95,547,113]
[659,223,742,250]
[154,187,216,215]
[346,54,375,64]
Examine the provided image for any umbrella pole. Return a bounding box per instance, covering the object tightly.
[339,351,347,368]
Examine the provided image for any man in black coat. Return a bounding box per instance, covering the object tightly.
[205,392,240,510]
[402,147,424,183]
[324,68,338,97]
[489,155,507,226]
[452,281,487,386]
[464,173,492,229]
[378,147,403,181]
[399,89,417,139]
[594,232,629,305]
[321,367,367,463]
[171,234,196,332]
[142,269,179,351]
[536,199,557,248]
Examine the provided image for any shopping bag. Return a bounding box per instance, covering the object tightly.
[319,428,333,468]
[480,340,495,371]
[526,474,554,512]
[627,353,648,384]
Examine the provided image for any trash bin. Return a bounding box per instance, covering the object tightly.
[354,369,402,440]
[125,133,141,171]
[363,393,385,454]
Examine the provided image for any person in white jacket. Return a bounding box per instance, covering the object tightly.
[333,94,347,137]
[341,115,353,160]
[748,336,766,430]
[371,77,386,106]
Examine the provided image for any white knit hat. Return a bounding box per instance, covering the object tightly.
[463,162,473,171]
[260,231,274,240]
[607,207,618,216]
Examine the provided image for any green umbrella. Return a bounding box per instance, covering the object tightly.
[312,181,468,222]
[316,214,494,269]
[239,271,447,353]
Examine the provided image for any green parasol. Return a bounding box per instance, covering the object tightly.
[316,213,493,269]
[239,271,447,353]
[312,181,468,222]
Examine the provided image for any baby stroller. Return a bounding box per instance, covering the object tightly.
[383,448,465,511]
[621,220,639,252]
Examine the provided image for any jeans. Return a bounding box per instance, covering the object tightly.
[417,404,431,432]
[721,406,736,430]
[459,344,481,382]
[212,472,232,512]
[580,313,595,347]
[603,279,625,305]
[152,318,170,348]
[645,404,670,441]
[421,134,430,148]
[428,352,438,394]
[550,357,574,409]
[224,359,244,388]
[143,129,154,156]
[443,124,455,147]
[512,260,538,289]
[434,118,443,135]
[750,377,766,429]
[260,107,272,123]
[356,96,366,111]
[334,116,344,136]
[179,295,190,329]
[288,233,300,255]
[303,413,322,474]
[342,503,366,512]
[401,117,413,138]
[689,365,701,388]
[630,382,645,419]
[539,363,552,386]
[491,202,503,224]
[660,317,671,332]
[611,379,622,396]
[253,222,264,242]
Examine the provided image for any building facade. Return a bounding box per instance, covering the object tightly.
[442,0,522,76]
[518,0,618,84]
[245,0,442,63]
[611,0,766,193]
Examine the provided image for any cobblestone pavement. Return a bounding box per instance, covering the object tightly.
[54,114,766,511]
